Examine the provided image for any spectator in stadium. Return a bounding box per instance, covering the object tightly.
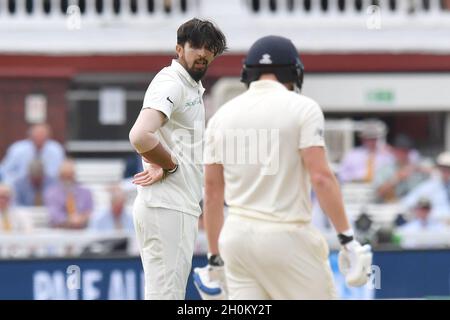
[399,197,445,232]
[400,151,450,220]
[338,119,394,183]
[374,134,430,203]
[13,159,56,206]
[396,197,447,248]
[44,159,93,229]
[89,184,134,233]
[0,123,65,186]
[0,184,31,233]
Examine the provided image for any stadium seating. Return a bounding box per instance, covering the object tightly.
[74,158,125,185]
[74,158,129,209]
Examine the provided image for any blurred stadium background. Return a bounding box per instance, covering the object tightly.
[1,0,450,300]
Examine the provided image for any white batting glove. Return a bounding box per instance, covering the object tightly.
[193,254,228,300]
[337,232,373,287]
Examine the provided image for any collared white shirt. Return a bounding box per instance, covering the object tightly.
[204,80,326,223]
[139,60,205,216]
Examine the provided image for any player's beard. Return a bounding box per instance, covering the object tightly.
[187,59,208,82]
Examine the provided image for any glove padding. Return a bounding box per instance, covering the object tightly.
[193,265,228,300]
[338,240,373,287]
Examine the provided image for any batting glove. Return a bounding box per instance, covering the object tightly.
[193,254,228,300]
[337,231,373,287]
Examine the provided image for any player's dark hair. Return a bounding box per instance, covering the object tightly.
[177,18,227,56]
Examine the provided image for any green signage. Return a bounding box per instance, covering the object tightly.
[367,90,395,103]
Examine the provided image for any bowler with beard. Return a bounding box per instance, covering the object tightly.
[129,18,227,300]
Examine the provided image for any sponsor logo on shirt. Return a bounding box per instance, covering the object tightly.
[185,96,202,108]
[315,128,324,138]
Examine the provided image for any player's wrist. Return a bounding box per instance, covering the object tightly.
[337,228,355,246]
[162,163,178,180]
[207,253,224,266]
[167,163,178,173]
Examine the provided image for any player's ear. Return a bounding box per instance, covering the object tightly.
[175,44,183,59]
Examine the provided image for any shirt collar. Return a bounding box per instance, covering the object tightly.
[171,59,204,90]
[249,79,288,91]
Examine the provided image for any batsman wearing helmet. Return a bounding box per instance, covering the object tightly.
[194,35,372,300]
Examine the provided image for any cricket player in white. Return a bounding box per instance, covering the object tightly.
[129,18,227,300]
[194,36,372,300]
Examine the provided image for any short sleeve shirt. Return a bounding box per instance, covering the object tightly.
[139,60,205,217]
[204,80,325,223]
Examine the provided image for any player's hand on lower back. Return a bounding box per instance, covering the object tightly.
[132,163,163,186]
[338,240,373,287]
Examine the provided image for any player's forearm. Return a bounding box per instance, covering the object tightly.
[204,193,224,255]
[311,171,351,233]
[139,142,177,170]
[203,164,225,255]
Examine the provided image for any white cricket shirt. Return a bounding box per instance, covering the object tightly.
[139,60,205,217]
[204,80,326,223]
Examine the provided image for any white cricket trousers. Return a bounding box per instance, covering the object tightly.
[219,214,338,300]
[132,198,198,300]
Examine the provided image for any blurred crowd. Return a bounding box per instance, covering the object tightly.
[1,120,450,251]
[315,119,450,248]
[337,119,450,221]
[0,123,135,237]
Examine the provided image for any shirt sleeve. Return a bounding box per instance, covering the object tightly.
[298,102,326,149]
[142,74,183,119]
[203,114,223,165]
